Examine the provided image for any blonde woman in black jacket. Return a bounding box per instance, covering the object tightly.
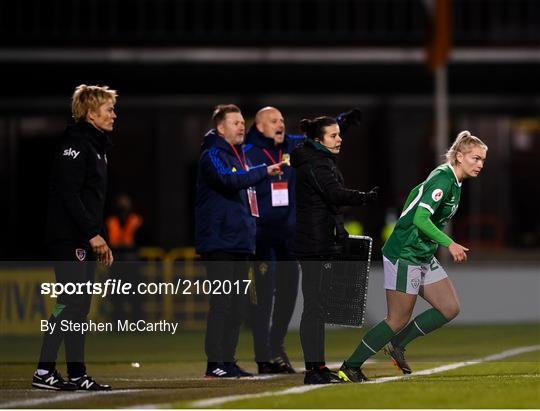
[33,85,116,392]
[290,116,378,384]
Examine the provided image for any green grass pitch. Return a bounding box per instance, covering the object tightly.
[1,323,539,408]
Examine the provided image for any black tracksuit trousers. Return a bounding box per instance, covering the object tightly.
[249,233,299,362]
[299,257,333,371]
[37,243,95,378]
[202,251,250,363]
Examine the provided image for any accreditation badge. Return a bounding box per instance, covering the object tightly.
[282,153,290,166]
[247,187,260,217]
[271,181,289,207]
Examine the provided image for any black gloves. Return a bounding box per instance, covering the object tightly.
[364,186,379,203]
[342,108,362,127]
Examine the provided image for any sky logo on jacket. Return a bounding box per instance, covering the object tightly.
[63,147,80,159]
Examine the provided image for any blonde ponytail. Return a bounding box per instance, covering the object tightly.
[445,130,488,165]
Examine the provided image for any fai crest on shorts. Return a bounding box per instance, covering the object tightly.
[411,278,421,289]
[75,248,87,261]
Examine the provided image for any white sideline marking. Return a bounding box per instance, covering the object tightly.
[0,389,147,409]
[1,361,371,384]
[111,361,372,382]
[111,374,282,382]
[122,360,375,408]
[190,344,540,408]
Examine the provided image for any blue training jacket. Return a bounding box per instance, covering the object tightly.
[244,126,305,233]
[195,130,269,255]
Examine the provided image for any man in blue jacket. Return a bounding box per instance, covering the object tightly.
[195,104,285,378]
[244,107,304,374]
[245,106,363,374]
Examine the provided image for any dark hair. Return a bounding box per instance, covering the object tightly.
[299,116,337,141]
[212,104,241,127]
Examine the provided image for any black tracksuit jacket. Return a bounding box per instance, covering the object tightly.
[45,121,111,246]
[290,139,369,257]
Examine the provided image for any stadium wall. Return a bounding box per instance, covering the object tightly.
[288,262,540,327]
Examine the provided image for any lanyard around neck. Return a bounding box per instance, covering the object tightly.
[229,143,248,171]
[262,148,282,165]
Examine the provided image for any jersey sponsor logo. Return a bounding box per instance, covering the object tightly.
[63,148,80,159]
[431,189,443,202]
[75,248,87,261]
[448,204,459,219]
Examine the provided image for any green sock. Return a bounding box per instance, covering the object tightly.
[345,320,395,367]
[391,308,449,348]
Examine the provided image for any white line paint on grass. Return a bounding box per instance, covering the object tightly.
[118,360,377,408]
[190,344,540,408]
[111,374,282,382]
[110,361,373,383]
[0,388,148,409]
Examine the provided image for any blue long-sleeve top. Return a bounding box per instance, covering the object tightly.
[195,129,268,254]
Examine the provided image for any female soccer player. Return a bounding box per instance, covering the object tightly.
[338,130,488,382]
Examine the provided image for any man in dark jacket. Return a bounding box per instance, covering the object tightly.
[195,104,284,378]
[244,107,304,374]
[32,84,116,391]
[291,115,378,385]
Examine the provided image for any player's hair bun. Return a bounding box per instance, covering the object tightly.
[456,130,471,140]
[299,118,312,134]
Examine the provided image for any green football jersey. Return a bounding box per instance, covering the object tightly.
[383,163,462,264]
